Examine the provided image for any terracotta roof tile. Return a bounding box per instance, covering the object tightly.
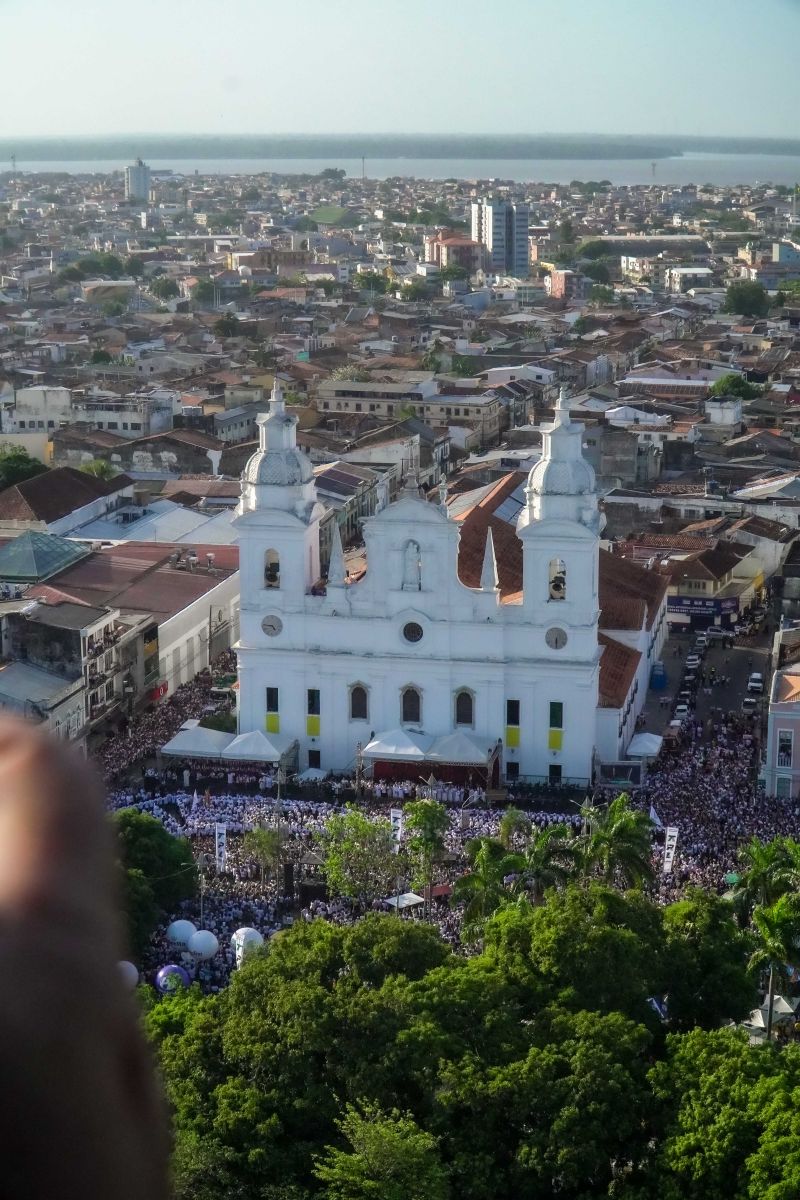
[598,633,642,709]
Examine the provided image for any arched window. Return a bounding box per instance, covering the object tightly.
[264,549,280,589]
[401,686,421,725]
[350,684,368,721]
[455,690,474,726]
[548,557,566,601]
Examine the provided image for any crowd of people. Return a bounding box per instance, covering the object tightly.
[97,651,237,783]
[102,636,798,993]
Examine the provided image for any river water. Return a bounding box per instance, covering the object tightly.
[8,151,800,187]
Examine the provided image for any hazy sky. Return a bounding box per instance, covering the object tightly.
[3,0,799,138]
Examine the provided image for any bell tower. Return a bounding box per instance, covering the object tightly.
[233,380,324,615]
[516,387,600,658]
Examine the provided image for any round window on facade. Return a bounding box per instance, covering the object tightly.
[403,621,424,643]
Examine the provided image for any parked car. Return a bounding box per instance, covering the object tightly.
[685,655,701,671]
[706,628,726,641]
[742,697,760,714]
[674,703,690,720]
[694,634,709,650]
[747,672,764,695]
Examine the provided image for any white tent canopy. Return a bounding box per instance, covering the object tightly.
[384,892,425,911]
[222,729,291,763]
[161,723,233,758]
[627,732,664,758]
[427,731,490,765]
[362,729,433,761]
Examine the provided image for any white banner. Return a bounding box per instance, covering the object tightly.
[214,822,227,872]
[662,826,679,875]
[390,808,404,854]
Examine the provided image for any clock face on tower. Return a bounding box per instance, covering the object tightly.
[261,614,283,637]
[545,626,568,650]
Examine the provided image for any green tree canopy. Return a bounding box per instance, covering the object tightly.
[662,889,756,1031]
[149,276,179,300]
[0,445,47,491]
[190,278,216,304]
[241,827,284,882]
[723,280,770,317]
[214,314,240,338]
[583,259,611,283]
[80,458,118,480]
[314,1102,450,1200]
[124,254,145,277]
[113,809,196,912]
[318,808,398,906]
[708,373,763,401]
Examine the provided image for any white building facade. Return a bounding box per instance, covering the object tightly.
[234,383,602,785]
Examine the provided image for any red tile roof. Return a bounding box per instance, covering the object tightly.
[598,633,642,709]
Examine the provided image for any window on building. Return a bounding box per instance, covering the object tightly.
[455,690,474,726]
[777,776,792,799]
[264,549,280,588]
[549,764,562,784]
[307,688,321,716]
[778,730,793,769]
[401,686,421,724]
[266,688,279,713]
[107,422,118,430]
[548,557,566,600]
[506,761,519,780]
[130,423,141,431]
[549,702,563,729]
[350,685,368,721]
[355,403,362,412]
[47,420,54,429]
[308,749,321,769]
[506,699,520,726]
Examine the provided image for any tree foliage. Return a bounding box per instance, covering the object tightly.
[0,446,47,491]
[318,808,398,905]
[149,276,179,300]
[708,373,763,401]
[723,280,770,317]
[113,808,196,951]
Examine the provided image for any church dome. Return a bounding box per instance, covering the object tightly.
[242,445,313,487]
[527,453,595,496]
[240,381,314,489]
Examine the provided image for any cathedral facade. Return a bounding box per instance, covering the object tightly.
[233,382,620,785]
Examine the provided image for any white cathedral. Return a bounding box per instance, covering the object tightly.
[233,382,667,786]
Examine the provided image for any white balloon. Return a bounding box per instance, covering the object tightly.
[231,926,264,968]
[118,960,140,990]
[166,919,197,947]
[188,929,219,961]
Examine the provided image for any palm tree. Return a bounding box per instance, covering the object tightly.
[451,837,521,943]
[515,823,576,903]
[80,458,117,481]
[498,806,532,850]
[574,793,654,889]
[749,893,800,1039]
[734,836,797,921]
[242,826,284,883]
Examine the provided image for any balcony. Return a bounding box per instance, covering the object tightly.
[778,753,793,769]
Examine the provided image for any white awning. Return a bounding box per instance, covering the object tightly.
[362,728,433,760]
[427,731,491,765]
[626,732,664,758]
[161,724,234,758]
[222,729,291,762]
[384,891,425,910]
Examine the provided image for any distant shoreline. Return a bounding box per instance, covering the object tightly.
[3,133,800,163]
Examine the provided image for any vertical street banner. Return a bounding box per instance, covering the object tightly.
[390,808,404,854]
[649,804,664,830]
[662,826,679,875]
[215,822,227,872]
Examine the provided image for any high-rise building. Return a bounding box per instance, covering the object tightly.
[471,197,530,276]
[124,158,151,203]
